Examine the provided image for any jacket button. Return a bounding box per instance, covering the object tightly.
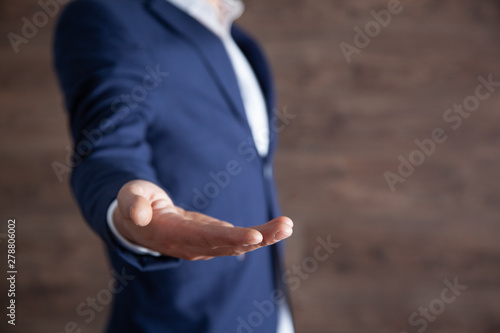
[263,164,273,180]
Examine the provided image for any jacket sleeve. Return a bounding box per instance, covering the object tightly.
[54,0,181,271]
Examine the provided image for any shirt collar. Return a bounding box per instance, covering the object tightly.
[166,0,244,38]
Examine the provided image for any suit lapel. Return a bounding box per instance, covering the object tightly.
[145,0,248,124]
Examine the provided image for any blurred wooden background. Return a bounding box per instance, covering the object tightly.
[1,0,499,332]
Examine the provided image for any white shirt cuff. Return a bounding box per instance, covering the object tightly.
[106,199,161,257]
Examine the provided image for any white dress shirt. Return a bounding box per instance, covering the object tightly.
[106,0,294,331]
[168,0,270,156]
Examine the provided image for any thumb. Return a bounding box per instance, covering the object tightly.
[129,195,153,227]
[117,183,153,227]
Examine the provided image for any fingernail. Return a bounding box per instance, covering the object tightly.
[243,234,263,246]
[282,217,294,227]
[274,226,293,241]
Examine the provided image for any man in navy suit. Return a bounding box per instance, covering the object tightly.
[54,0,294,332]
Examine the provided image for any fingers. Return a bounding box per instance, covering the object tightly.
[251,216,294,246]
[175,216,294,260]
[190,214,293,248]
[164,214,263,248]
[166,210,261,248]
[169,215,293,250]
[199,224,263,248]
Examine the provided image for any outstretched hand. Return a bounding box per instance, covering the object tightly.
[113,180,293,260]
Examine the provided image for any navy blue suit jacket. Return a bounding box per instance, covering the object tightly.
[54,0,286,332]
